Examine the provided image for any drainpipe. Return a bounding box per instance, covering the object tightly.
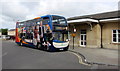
[98,20,103,48]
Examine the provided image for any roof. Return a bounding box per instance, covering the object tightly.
[67,18,98,23]
[9,29,15,31]
[67,10,120,21]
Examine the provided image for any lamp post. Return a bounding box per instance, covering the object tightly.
[72,26,76,49]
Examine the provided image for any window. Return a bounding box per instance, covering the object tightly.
[112,30,120,43]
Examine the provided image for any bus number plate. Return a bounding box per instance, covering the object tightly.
[60,49,63,50]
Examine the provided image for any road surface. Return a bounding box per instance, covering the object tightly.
[2,40,90,69]
[2,40,118,70]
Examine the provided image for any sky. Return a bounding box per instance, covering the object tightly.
[0,0,119,29]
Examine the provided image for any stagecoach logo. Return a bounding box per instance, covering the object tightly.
[56,43,65,46]
[61,43,65,46]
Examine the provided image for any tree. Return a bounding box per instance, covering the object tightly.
[1,29,8,35]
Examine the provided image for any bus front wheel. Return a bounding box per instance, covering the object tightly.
[45,46,50,51]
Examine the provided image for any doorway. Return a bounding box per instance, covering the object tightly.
[80,30,86,47]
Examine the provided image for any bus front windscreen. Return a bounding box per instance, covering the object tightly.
[52,16,68,42]
[53,31,69,42]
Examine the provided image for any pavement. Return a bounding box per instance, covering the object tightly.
[69,46,118,66]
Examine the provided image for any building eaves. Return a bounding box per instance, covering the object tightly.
[67,10,120,21]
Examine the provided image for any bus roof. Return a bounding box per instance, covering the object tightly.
[18,15,65,23]
[41,15,65,18]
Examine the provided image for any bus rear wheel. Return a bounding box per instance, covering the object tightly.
[20,40,23,46]
[36,42,41,49]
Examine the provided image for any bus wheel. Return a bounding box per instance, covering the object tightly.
[36,43,40,49]
[20,40,23,46]
[46,46,50,51]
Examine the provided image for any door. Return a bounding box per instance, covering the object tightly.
[80,30,86,47]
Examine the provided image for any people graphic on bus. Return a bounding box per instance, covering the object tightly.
[43,24,52,47]
[39,21,44,48]
[33,25,40,46]
[37,22,53,49]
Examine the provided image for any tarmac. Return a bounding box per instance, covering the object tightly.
[69,46,118,66]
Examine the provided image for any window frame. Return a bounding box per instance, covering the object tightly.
[112,30,120,43]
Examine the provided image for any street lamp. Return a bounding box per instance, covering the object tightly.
[72,26,76,49]
[74,28,76,32]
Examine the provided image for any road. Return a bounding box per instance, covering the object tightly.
[2,40,90,69]
[2,40,118,70]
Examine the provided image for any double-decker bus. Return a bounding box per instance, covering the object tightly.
[15,15,69,51]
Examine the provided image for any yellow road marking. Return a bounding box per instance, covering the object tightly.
[69,52,91,66]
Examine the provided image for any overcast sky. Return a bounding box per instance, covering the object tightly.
[0,0,119,29]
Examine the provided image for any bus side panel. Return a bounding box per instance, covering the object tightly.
[15,28,29,45]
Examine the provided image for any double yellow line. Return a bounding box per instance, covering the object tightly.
[69,52,91,66]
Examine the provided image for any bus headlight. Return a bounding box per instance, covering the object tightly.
[66,39,69,41]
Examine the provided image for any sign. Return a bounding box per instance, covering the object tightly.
[71,33,76,37]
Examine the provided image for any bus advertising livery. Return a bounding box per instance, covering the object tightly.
[15,15,69,51]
